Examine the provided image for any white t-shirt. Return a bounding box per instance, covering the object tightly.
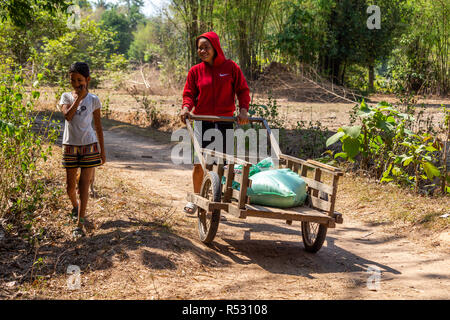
[59,92,102,146]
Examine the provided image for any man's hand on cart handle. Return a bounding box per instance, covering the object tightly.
[180,106,191,124]
[237,108,249,125]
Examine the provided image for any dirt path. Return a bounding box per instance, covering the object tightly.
[95,125,450,300]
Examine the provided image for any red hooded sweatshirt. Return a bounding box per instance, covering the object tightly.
[182,31,250,116]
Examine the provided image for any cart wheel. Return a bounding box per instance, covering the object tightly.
[197,171,221,244]
[301,196,328,253]
[301,221,327,253]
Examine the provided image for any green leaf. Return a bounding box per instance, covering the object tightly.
[386,116,396,123]
[422,162,440,179]
[32,91,40,99]
[342,137,360,159]
[425,145,437,152]
[383,164,393,177]
[402,156,413,166]
[326,131,345,147]
[404,129,414,136]
[392,166,402,176]
[342,125,361,139]
[334,152,348,160]
[376,120,394,132]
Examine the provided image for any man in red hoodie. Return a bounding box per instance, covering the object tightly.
[180,31,250,214]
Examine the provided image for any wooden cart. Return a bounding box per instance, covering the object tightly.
[185,115,343,253]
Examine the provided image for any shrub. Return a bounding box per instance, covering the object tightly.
[0,61,60,221]
[327,100,448,194]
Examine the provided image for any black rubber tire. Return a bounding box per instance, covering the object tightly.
[301,221,328,253]
[301,195,328,253]
[197,171,221,244]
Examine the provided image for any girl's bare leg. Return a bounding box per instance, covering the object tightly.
[66,168,78,208]
[77,167,95,225]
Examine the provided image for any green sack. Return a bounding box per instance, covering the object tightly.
[222,157,275,189]
[247,168,307,208]
[233,157,275,177]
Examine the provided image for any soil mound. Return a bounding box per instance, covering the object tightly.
[252,62,359,103]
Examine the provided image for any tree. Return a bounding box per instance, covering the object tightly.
[0,0,68,28]
[101,7,133,56]
[121,0,145,30]
[0,3,68,66]
[128,20,162,63]
[38,17,120,82]
[170,0,215,68]
[275,0,408,89]
[359,0,409,92]
[218,0,273,80]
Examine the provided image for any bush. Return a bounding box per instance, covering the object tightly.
[0,61,60,221]
[326,100,449,194]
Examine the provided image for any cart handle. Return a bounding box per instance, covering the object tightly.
[187,114,265,123]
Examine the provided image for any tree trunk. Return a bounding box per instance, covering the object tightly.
[368,63,375,93]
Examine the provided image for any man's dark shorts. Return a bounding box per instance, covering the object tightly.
[193,120,234,158]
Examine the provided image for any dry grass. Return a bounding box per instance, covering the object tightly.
[0,145,184,299]
[336,173,450,237]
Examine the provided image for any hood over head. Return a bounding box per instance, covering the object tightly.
[196,31,226,67]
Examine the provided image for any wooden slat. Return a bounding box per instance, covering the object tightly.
[287,160,294,170]
[309,195,331,212]
[281,154,343,176]
[238,164,250,209]
[302,176,333,194]
[228,203,246,218]
[306,159,343,174]
[201,148,251,166]
[185,119,206,171]
[232,189,241,200]
[300,163,308,178]
[280,154,308,166]
[236,171,252,187]
[328,174,340,216]
[243,204,334,226]
[312,168,322,198]
[186,193,229,211]
[222,164,235,202]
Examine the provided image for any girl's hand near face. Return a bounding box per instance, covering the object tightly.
[73,84,88,101]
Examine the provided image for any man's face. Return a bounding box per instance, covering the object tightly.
[70,72,90,92]
[197,38,215,65]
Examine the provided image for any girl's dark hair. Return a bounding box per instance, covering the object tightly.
[69,62,90,78]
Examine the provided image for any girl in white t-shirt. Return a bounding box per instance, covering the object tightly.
[59,62,105,238]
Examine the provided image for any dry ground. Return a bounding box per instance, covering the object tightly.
[1,76,449,299]
[1,115,448,300]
